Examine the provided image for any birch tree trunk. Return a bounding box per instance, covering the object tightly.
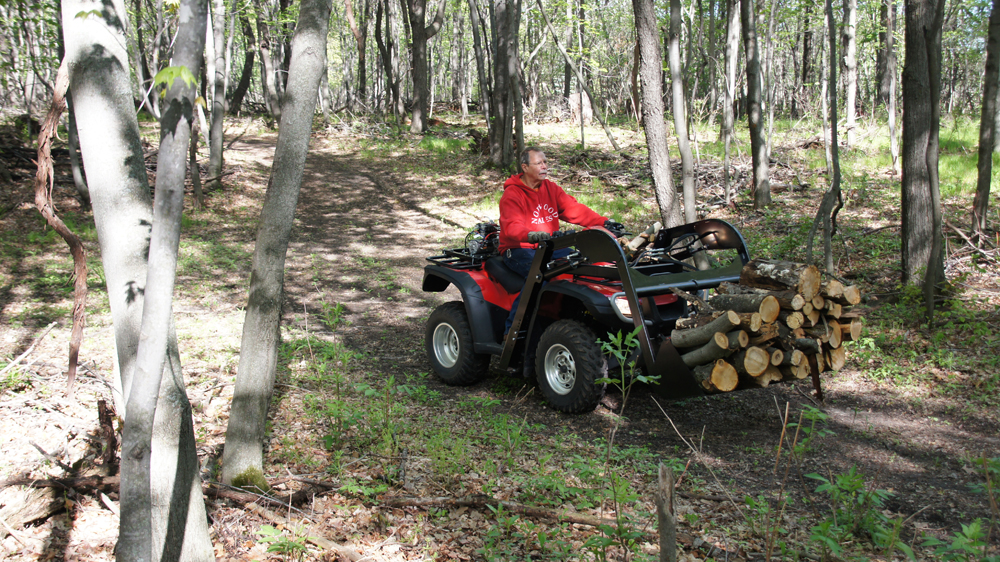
[722,0,739,205]
[633,0,683,227]
[669,0,696,224]
[842,0,857,147]
[209,0,225,188]
[62,0,213,559]
[223,0,333,486]
[119,0,210,556]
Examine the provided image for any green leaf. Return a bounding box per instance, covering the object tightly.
[75,9,103,18]
[153,66,197,92]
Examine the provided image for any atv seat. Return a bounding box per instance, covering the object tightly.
[485,256,525,294]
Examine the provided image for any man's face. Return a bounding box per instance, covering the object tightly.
[521,152,548,187]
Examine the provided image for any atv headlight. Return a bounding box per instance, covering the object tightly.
[613,295,632,318]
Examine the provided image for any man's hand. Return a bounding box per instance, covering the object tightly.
[603,219,625,232]
[527,231,551,243]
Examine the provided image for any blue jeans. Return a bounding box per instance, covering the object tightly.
[503,247,572,334]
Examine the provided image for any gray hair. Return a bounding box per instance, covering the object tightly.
[520,147,542,168]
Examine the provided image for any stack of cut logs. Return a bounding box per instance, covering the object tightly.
[671,259,864,393]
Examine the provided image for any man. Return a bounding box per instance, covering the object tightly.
[499,147,621,332]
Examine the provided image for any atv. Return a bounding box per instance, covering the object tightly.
[422,219,752,413]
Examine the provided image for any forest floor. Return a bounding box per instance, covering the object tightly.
[0,113,999,561]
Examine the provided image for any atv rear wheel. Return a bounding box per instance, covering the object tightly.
[426,302,490,385]
[535,320,607,413]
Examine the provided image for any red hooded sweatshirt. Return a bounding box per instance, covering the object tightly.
[498,173,606,253]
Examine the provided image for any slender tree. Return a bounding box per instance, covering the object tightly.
[632,0,682,227]
[669,0,696,225]
[842,0,857,147]
[223,0,334,486]
[741,0,770,208]
[973,0,1000,239]
[119,0,210,556]
[807,0,843,273]
[61,0,214,559]
[875,0,896,107]
[406,0,445,132]
[209,0,225,187]
[345,0,372,105]
[722,0,739,205]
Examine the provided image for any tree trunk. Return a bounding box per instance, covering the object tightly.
[66,93,89,204]
[62,0,213,559]
[222,0,333,486]
[633,0,683,227]
[722,0,739,205]
[120,0,208,556]
[466,0,490,123]
[209,0,225,188]
[842,0,857,147]
[901,0,945,319]
[407,0,444,132]
[806,0,843,273]
[740,0,770,208]
[375,0,401,119]
[669,0,696,225]
[876,0,896,106]
[229,15,256,114]
[800,0,812,114]
[973,0,1000,239]
[345,0,371,102]
[254,0,282,123]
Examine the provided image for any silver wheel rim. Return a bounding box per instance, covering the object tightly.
[543,344,576,395]
[432,323,460,368]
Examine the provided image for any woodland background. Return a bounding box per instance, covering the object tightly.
[0,0,999,559]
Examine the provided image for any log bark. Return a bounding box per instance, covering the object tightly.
[726,330,749,350]
[707,294,780,323]
[749,323,779,346]
[780,362,810,380]
[692,359,739,391]
[731,346,769,376]
[717,282,805,310]
[681,332,732,367]
[0,486,63,539]
[674,310,733,330]
[737,312,763,333]
[776,348,805,367]
[656,464,677,562]
[671,310,741,348]
[806,320,842,348]
[784,337,822,354]
[739,259,821,300]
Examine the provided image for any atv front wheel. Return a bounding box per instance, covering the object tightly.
[535,320,607,413]
[426,302,490,386]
